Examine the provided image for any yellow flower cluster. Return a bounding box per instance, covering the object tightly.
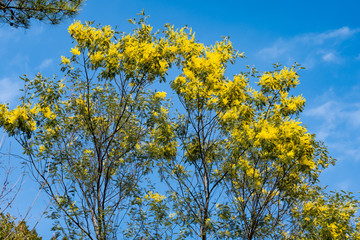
[169,29,240,111]
[144,191,166,203]
[68,21,114,51]
[89,51,104,63]
[258,67,299,91]
[61,56,71,65]
[172,164,186,175]
[70,47,81,56]
[0,104,37,133]
[40,106,56,120]
[39,145,46,153]
[66,21,177,80]
[295,193,359,239]
[257,120,278,140]
[155,91,167,99]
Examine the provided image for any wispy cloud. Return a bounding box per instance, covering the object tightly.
[36,58,53,70]
[321,52,342,63]
[305,100,360,138]
[257,26,360,67]
[300,26,359,45]
[0,78,21,103]
[303,86,360,165]
[305,101,339,139]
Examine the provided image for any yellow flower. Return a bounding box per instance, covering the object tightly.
[41,106,56,120]
[39,145,45,153]
[7,107,26,124]
[29,120,36,131]
[155,91,167,99]
[159,60,168,73]
[70,47,81,56]
[144,191,166,203]
[7,114,17,124]
[61,56,71,65]
[68,21,83,36]
[89,51,104,64]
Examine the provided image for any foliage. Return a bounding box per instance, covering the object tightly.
[0,0,84,28]
[0,212,42,239]
[0,13,359,239]
[291,188,360,239]
[0,15,177,239]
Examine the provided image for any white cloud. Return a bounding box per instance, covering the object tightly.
[257,26,359,67]
[36,58,53,70]
[305,101,339,139]
[258,39,290,61]
[304,92,360,164]
[322,52,335,62]
[0,78,21,103]
[321,52,342,63]
[302,26,359,45]
[311,99,357,117]
[258,43,287,59]
[305,95,360,137]
[327,26,355,38]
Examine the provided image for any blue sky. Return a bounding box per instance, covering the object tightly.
[1,0,360,237]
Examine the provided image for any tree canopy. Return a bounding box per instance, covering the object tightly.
[0,0,84,28]
[0,14,359,239]
[0,212,41,240]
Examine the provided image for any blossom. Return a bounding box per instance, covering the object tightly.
[155,91,167,99]
[61,56,71,65]
[70,47,81,56]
